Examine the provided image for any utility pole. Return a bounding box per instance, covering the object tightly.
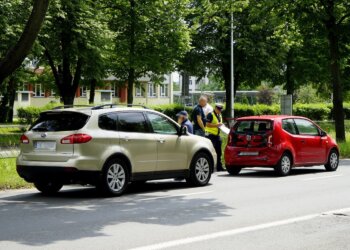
[230,12,235,121]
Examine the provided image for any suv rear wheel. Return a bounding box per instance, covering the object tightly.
[186,152,212,186]
[325,149,339,171]
[275,153,292,176]
[34,181,63,195]
[98,158,130,196]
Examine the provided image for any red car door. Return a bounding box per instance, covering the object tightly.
[281,119,304,164]
[293,119,327,164]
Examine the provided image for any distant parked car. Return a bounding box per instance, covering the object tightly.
[224,115,339,176]
[16,105,217,196]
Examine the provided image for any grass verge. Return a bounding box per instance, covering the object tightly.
[0,158,32,190]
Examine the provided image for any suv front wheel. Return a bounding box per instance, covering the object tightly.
[187,152,212,186]
[98,158,130,196]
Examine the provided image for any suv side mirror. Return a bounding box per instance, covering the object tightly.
[320,130,327,137]
[178,126,188,136]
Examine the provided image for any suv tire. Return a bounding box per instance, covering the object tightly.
[98,158,130,196]
[325,149,339,171]
[227,167,242,175]
[186,152,212,186]
[34,181,63,195]
[275,153,292,176]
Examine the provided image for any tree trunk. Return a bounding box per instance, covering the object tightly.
[181,71,190,97]
[0,82,9,123]
[7,77,16,123]
[127,68,135,105]
[127,0,136,105]
[325,2,345,142]
[89,79,97,104]
[0,0,50,86]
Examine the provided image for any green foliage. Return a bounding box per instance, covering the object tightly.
[293,103,330,121]
[295,84,325,104]
[0,158,32,190]
[17,103,58,124]
[150,104,193,121]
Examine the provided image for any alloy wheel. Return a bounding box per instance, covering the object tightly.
[107,163,126,192]
[281,155,291,174]
[195,157,210,183]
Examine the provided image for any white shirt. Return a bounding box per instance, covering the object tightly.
[202,103,213,116]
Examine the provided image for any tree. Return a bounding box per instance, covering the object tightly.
[178,0,285,118]
[38,0,113,105]
[108,0,191,104]
[0,0,49,87]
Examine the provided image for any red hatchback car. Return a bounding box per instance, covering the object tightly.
[224,115,339,176]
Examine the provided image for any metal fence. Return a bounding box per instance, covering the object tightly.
[0,125,28,159]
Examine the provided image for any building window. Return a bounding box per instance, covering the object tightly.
[135,86,144,97]
[160,83,169,97]
[80,86,87,97]
[101,92,111,102]
[22,93,29,102]
[22,83,28,91]
[34,84,44,97]
[148,83,157,97]
[111,83,118,98]
[189,80,193,86]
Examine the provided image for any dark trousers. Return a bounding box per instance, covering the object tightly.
[207,134,223,171]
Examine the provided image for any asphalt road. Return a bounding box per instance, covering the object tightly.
[1,161,350,250]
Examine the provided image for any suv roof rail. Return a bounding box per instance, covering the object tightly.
[52,105,92,110]
[91,104,148,110]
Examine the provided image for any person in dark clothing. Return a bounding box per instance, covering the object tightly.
[176,110,193,134]
[192,95,207,136]
[205,103,224,171]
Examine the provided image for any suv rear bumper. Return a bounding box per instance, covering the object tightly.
[17,165,100,185]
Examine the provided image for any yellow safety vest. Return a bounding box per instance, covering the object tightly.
[205,112,222,135]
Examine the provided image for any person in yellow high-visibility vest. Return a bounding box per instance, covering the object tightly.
[205,103,224,171]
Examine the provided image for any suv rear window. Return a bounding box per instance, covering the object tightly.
[30,112,89,132]
[231,120,273,147]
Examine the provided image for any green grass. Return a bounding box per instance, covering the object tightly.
[0,158,32,190]
[0,126,25,147]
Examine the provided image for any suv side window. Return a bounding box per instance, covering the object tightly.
[294,119,319,136]
[146,113,178,135]
[117,112,148,133]
[282,119,298,135]
[99,112,118,131]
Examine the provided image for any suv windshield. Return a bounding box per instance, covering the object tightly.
[31,112,89,132]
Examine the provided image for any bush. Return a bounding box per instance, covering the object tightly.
[17,103,59,125]
[150,104,193,120]
[293,103,330,121]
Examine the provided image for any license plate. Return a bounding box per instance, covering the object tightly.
[34,141,56,150]
[239,152,259,156]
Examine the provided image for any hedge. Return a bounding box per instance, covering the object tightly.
[17,102,350,125]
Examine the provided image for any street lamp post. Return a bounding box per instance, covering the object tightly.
[230,12,235,121]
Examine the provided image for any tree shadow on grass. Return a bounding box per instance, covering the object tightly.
[0,180,232,247]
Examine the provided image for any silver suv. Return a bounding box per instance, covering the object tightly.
[17,105,217,196]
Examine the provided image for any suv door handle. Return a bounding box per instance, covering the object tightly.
[158,138,165,143]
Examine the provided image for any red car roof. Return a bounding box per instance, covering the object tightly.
[235,115,309,121]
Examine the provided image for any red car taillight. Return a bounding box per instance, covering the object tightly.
[20,134,30,144]
[61,134,92,144]
[267,134,273,147]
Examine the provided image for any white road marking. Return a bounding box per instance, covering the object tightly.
[302,174,343,181]
[137,191,213,201]
[129,207,350,250]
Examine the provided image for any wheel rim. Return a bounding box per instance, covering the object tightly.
[107,164,126,192]
[330,152,338,169]
[281,156,291,173]
[195,157,210,182]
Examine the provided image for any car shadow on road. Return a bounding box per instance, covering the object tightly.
[0,181,232,247]
[217,167,327,178]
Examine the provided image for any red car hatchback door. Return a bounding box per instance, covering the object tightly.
[293,118,327,164]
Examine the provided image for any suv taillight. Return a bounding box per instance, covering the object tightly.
[61,134,92,144]
[20,134,30,144]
